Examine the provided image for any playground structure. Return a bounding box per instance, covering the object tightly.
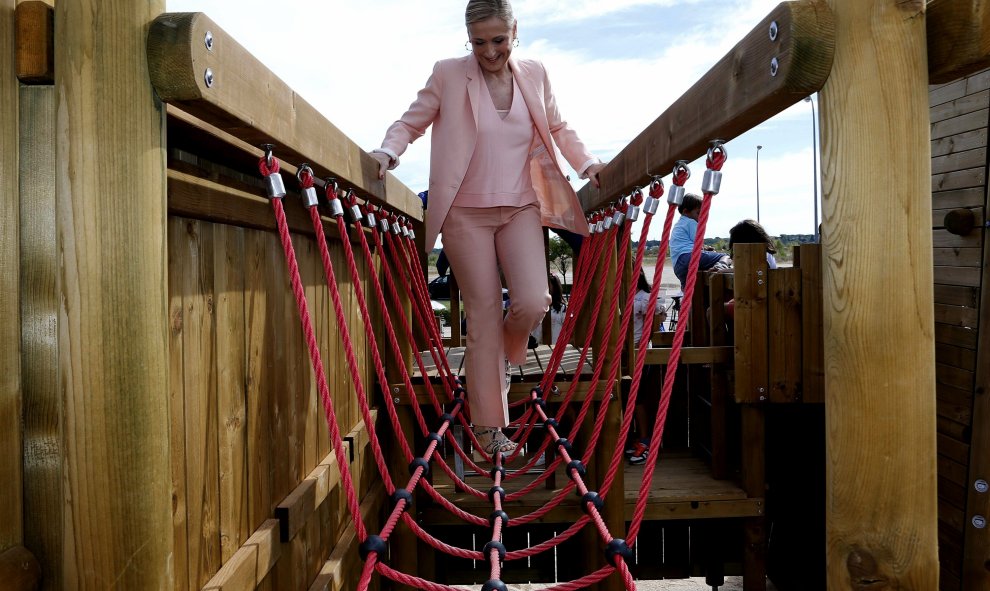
[1,1,989,590]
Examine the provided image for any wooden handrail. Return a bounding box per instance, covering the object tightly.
[577,0,835,212]
[147,12,423,221]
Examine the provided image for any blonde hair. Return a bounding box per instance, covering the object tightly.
[465,0,515,27]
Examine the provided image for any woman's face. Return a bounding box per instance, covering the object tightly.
[467,16,516,74]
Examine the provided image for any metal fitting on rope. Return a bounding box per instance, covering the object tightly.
[701,168,722,195]
[328,194,345,218]
[407,225,416,240]
[483,540,507,562]
[602,208,614,231]
[342,190,362,223]
[487,485,506,503]
[595,212,605,234]
[666,184,685,207]
[605,539,634,567]
[481,579,509,591]
[567,460,587,479]
[490,465,507,480]
[613,207,626,227]
[258,145,286,199]
[588,217,597,235]
[390,488,413,513]
[378,213,391,233]
[643,191,661,215]
[408,457,430,477]
[359,534,388,561]
[489,509,510,528]
[296,165,319,207]
[390,215,402,235]
[580,491,605,515]
[365,207,378,229]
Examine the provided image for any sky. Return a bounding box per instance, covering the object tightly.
[165,0,822,242]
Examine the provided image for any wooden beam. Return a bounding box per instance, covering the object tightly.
[56,1,172,587]
[275,450,342,544]
[927,0,990,84]
[0,0,22,556]
[643,345,733,366]
[0,546,42,591]
[14,1,52,83]
[308,482,386,591]
[733,244,770,404]
[146,12,422,221]
[201,520,281,590]
[821,0,938,587]
[577,0,835,211]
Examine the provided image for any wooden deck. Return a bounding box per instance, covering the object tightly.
[422,451,763,525]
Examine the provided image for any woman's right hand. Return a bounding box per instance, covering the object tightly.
[370,151,392,180]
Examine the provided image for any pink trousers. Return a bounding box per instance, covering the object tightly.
[441,203,550,427]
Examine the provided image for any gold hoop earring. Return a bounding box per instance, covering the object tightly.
[513,38,520,48]
[465,41,471,51]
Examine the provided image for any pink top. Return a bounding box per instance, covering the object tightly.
[455,76,538,208]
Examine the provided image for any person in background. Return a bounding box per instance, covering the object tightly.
[669,194,731,289]
[728,218,778,269]
[369,0,605,459]
[626,268,667,465]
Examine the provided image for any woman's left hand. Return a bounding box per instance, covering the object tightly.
[585,162,605,189]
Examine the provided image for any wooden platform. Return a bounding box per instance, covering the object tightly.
[421,451,763,525]
[393,344,599,405]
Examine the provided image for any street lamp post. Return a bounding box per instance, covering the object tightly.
[755,145,763,223]
[805,95,819,241]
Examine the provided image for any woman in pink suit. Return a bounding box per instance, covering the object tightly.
[370,0,604,458]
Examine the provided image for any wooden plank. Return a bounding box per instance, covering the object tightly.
[927,0,990,84]
[932,129,989,158]
[275,450,341,544]
[938,383,974,426]
[931,79,969,108]
[643,346,733,366]
[14,1,52,83]
[932,186,987,208]
[934,304,979,328]
[55,0,172,586]
[310,482,386,591]
[932,167,986,192]
[18,83,61,586]
[179,219,222,590]
[201,520,281,591]
[937,364,975,393]
[733,244,769,403]
[768,267,802,403]
[935,322,979,349]
[0,546,42,591]
[938,433,970,466]
[215,225,249,563]
[797,244,825,404]
[933,248,983,268]
[821,0,937,587]
[576,0,835,210]
[932,149,987,176]
[933,206,985,229]
[937,342,978,372]
[962,138,990,590]
[708,272,730,479]
[938,416,971,444]
[146,13,421,221]
[932,110,990,141]
[167,219,190,591]
[930,89,990,124]
[0,0,21,556]
[934,266,983,287]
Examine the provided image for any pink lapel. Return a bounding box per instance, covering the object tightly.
[510,58,553,153]
[465,56,481,129]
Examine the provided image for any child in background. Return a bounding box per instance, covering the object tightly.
[728,219,778,269]
[626,269,667,466]
[669,194,731,289]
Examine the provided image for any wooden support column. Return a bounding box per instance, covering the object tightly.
[0,0,23,557]
[55,1,172,587]
[821,1,938,588]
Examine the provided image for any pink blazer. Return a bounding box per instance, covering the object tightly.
[380,55,595,251]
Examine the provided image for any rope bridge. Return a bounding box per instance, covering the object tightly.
[256,141,727,591]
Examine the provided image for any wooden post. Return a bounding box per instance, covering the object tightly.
[1,0,23,557]
[55,1,172,587]
[821,1,938,588]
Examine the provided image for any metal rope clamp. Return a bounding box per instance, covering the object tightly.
[365,206,377,229]
[345,190,363,224]
[701,142,726,195]
[296,165,318,207]
[665,162,691,208]
[328,189,345,218]
[390,215,403,235]
[612,206,626,227]
[405,222,416,241]
[595,212,605,234]
[378,212,391,233]
[627,189,642,222]
[602,208,614,231]
[588,216,597,235]
[261,146,286,199]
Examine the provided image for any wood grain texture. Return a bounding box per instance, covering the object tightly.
[797,244,825,404]
[768,267,802,403]
[577,0,835,211]
[928,0,990,84]
[18,84,61,589]
[14,1,52,83]
[55,1,173,587]
[146,12,421,221]
[1,0,22,556]
[821,1,938,588]
[0,545,42,591]
[733,244,769,404]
